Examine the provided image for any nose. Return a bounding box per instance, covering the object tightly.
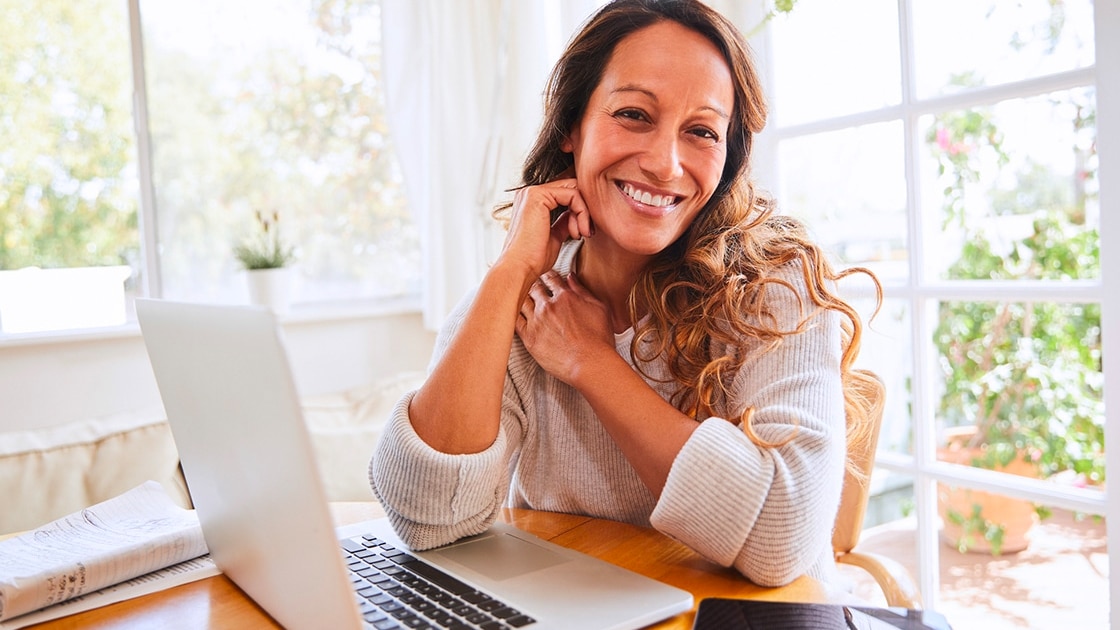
[639,129,684,183]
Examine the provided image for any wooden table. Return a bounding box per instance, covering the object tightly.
[24,503,856,629]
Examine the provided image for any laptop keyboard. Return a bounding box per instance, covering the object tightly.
[341,534,538,630]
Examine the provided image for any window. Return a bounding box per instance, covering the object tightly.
[759,0,1107,623]
[0,0,139,333]
[0,0,415,336]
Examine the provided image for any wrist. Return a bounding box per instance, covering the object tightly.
[488,256,542,295]
[568,345,626,392]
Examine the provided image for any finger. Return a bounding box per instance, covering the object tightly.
[551,210,577,244]
[514,308,527,336]
[567,211,581,241]
[565,271,590,297]
[527,278,551,301]
[565,189,593,238]
[517,295,533,324]
[539,270,563,295]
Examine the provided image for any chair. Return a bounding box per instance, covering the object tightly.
[832,369,923,608]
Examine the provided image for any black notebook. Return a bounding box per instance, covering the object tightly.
[692,598,953,630]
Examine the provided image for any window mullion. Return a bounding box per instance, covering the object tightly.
[896,0,942,610]
[1092,0,1120,619]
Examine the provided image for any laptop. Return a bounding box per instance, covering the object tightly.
[136,299,693,630]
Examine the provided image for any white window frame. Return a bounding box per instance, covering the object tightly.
[753,0,1117,614]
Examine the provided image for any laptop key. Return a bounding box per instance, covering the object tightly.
[506,615,536,628]
[465,612,492,624]
[342,538,366,553]
[476,598,503,612]
[398,559,475,595]
[460,591,487,604]
[490,606,519,619]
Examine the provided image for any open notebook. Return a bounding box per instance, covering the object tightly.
[136,299,693,630]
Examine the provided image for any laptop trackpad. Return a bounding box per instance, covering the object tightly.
[430,532,572,581]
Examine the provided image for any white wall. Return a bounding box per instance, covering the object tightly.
[0,311,436,433]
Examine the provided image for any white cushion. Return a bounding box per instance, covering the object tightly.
[303,371,425,501]
[0,372,424,534]
[0,408,190,535]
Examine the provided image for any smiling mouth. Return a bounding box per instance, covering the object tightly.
[619,182,680,208]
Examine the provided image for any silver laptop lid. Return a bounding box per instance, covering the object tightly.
[137,299,363,630]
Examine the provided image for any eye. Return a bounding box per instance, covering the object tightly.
[614,108,648,122]
[689,126,720,142]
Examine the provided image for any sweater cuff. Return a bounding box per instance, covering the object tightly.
[650,417,772,566]
[369,391,508,526]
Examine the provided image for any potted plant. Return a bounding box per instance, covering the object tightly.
[932,213,1103,554]
[928,105,1103,554]
[233,210,296,314]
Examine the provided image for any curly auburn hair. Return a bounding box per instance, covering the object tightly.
[506,0,883,473]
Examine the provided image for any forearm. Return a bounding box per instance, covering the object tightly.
[370,392,514,550]
[570,352,697,497]
[410,262,535,453]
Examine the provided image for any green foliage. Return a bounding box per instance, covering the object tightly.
[0,0,140,270]
[745,0,802,37]
[2,0,416,298]
[929,102,1104,488]
[146,0,414,294]
[946,504,1007,556]
[232,211,296,270]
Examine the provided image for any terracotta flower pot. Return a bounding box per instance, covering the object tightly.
[937,438,1039,555]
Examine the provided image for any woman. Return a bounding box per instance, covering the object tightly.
[370,0,880,588]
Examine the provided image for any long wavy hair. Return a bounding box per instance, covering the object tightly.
[509,0,883,474]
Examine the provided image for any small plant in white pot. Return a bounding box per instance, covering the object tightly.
[234,210,296,314]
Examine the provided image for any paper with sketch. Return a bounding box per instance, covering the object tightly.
[0,480,211,623]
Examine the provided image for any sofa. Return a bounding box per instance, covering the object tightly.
[0,371,423,535]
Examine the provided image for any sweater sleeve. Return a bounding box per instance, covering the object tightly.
[367,290,528,551]
[649,266,847,587]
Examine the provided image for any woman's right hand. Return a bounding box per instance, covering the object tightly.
[497,178,592,285]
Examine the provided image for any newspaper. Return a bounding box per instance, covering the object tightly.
[0,481,218,627]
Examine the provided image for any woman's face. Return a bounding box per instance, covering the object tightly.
[563,20,734,258]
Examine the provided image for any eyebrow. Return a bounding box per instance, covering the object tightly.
[611,84,731,120]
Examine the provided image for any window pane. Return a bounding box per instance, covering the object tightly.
[768,0,900,126]
[141,0,418,305]
[936,503,1107,628]
[0,0,139,333]
[920,88,1099,281]
[854,297,913,457]
[777,121,908,283]
[934,300,1104,488]
[912,0,1095,99]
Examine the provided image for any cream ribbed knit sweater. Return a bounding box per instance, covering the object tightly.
[369,240,846,588]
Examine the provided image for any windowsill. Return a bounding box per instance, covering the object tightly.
[0,295,424,349]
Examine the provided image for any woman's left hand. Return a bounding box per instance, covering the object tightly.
[516,269,614,386]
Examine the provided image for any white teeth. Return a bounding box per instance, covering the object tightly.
[622,183,675,207]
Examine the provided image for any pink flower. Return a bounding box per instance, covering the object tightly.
[936,128,951,150]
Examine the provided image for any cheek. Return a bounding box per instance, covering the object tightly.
[698,149,725,191]
[694,150,728,198]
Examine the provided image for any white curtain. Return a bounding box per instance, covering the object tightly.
[379,0,606,330]
[380,1,500,331]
